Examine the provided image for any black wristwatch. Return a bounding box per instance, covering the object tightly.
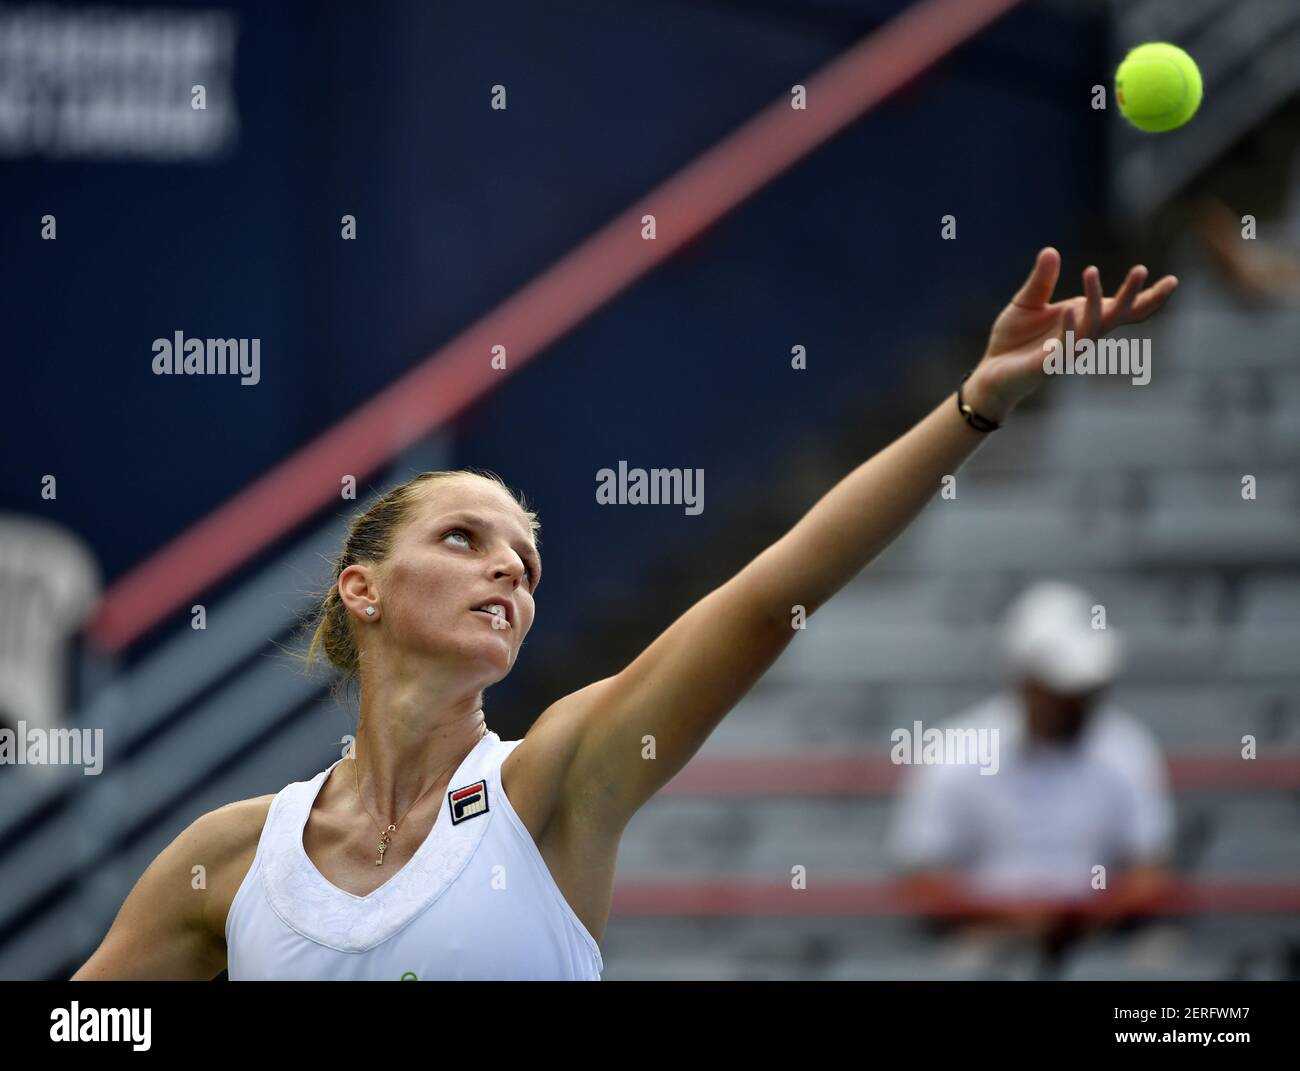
[957,372,1001,432]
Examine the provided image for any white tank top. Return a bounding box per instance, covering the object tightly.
[225,730,603,980]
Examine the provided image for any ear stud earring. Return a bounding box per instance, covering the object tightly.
[365,606,376,617]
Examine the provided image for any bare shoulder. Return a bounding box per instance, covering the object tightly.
[198,793,278,853]
[500,680,626,944]
[154,793,279,946]
[197,794,278,932]
[501,675,624,841]
[158,793,280,944]
[71,793,277,981]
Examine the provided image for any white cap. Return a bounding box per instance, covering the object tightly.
[1001,581,1122,694]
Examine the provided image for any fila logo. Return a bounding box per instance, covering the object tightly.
[448,780,489,825]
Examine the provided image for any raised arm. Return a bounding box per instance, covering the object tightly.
[534,249,1177,831]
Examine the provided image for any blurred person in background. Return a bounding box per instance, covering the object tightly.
[1194,195,1300,306]
[889,581,1174,969]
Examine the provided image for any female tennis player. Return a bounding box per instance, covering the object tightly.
[73,249,1176,980]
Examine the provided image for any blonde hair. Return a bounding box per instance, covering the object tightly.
[304,469,540,686]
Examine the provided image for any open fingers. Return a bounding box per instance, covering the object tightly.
[1104,265,1148,326]
[1125,274,1179,323]
[1011,247,1061,309]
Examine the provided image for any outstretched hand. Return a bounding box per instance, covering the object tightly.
[963,247,1179,422]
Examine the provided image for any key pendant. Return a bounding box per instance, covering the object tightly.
[375,825,395,866]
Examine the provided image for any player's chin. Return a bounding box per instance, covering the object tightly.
[414,624,512,678]
[479,652,515,687]
[458,627,517,677]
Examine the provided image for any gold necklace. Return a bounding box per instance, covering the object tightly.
[352,758,446,866]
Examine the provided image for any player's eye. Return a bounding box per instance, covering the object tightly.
[443,529,471,548]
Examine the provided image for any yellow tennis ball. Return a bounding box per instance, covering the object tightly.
[1115,43,1202,132]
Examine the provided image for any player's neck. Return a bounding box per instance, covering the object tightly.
[349,688,487,817]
